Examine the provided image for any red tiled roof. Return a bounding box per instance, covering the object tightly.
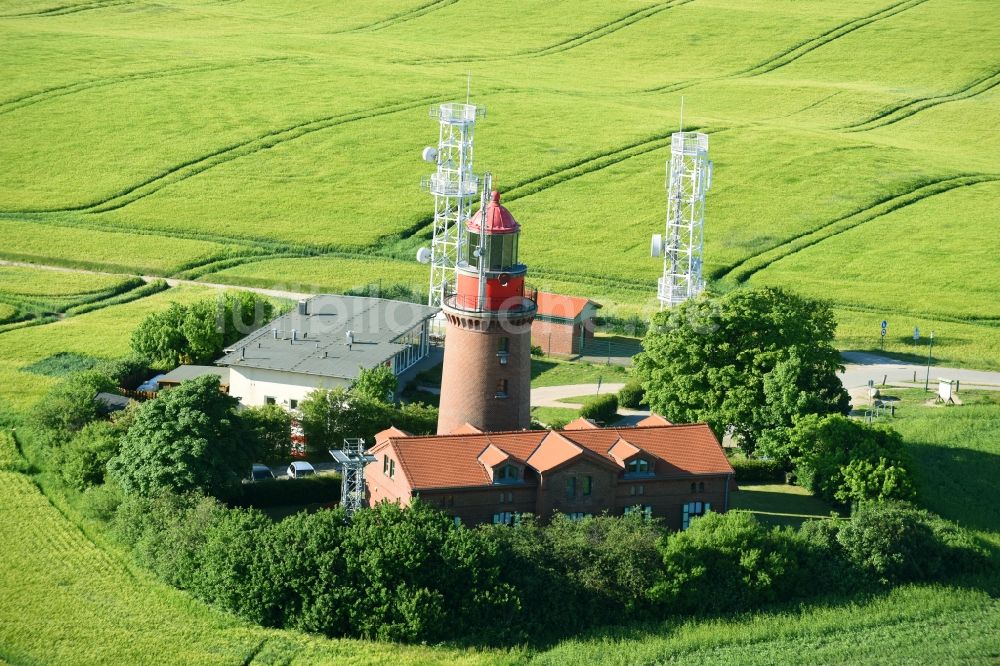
[637,414,672,426]
[389,431,547,490]
[563,417,600,430]
[450,422,484,434]
[383,424,732,490]
[374,426,411,445]
[534,291,598,321]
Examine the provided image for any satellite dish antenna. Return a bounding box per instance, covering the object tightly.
[650,233,663,257]
[421,146,438,163]
[416,247,432,264]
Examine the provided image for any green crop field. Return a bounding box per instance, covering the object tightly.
[0,1,999,662]
[0,284,213,410]
[0,0,997,365]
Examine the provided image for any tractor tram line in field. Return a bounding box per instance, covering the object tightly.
[840,67,1000,132]
[718,174,1000,284]
[403,0,693,66]
[641,0,930,94]
[0,57,294,118]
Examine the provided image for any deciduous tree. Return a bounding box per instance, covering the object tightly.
[634,287,850,456]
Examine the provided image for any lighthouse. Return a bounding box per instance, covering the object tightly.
[437,188,536,434]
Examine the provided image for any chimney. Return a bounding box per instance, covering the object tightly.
[291,329,297,342]
[323,351,328,359]
[273,329,278,339]
[240,347,245,360]
[297,299,308,316]
[346,330,354,351]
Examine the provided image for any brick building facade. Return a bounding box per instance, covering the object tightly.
[366,418,735,530]
[531,292,599,356]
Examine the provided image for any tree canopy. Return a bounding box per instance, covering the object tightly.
[351,365,398,404]
[634,287,850,455]
[34,370,117,434]
[298,388,437,453]
[130,292,276,367]
[108,375,254,497]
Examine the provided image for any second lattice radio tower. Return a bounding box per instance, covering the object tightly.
[652,131,712,308]
[418,102,485,308]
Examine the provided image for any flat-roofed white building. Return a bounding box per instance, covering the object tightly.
[216,295,439,409]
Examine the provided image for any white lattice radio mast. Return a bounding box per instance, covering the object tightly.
[329,438,376,517]
[651,129,712,309]
[416,99,485,308]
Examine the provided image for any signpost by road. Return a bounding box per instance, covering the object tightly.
[880,320,887,350]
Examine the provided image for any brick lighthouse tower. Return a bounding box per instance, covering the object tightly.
[437,187,536,434]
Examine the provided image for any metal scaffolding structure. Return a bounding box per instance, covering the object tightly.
[655,131,712,309]
[420,102,484,308]
[329,438,376,517]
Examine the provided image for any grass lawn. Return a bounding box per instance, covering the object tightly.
[530,406,580,428]
[730,483,841,528]
[531,358,629,388]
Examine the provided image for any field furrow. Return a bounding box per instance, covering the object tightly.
[0,0,131,18]
[841,68,1000,132]
[721,174,1000,283]
[406,0,690,65]
[737,0,929,77]
[0,94,450,216]
[641,0,928,94]
[346,0,459,34]
[0,58,290,117]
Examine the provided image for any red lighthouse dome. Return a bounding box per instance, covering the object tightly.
[454,189,531,312]
[466,190,520,234]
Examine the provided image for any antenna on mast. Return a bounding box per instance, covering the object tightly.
[476,172,492,311]
[466,72,472,104]
[679,95,684,132]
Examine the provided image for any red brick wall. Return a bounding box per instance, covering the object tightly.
[365,451,414,508]
[437,310,533,434]
[531,318,578,355]
[419,486,538,525]
[615,476,729,530]
[536,459,619,519]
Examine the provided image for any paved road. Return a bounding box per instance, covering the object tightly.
[840,351,1000,390]
[530,353,1000,412]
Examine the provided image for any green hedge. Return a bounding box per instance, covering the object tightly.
[228,473,341,508]
[730,457,787,483]
[617,379,645,409]
[579,393,618,423]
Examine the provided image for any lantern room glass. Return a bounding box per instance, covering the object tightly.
[466,232,518,271]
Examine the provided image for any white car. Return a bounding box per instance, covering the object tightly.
[287,461,315,479]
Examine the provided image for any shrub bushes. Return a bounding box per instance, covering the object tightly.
[113,491,984,645]
[729,456,786,483]
[617,378,646,409]
[652,511,814,612]
[579,393,618,423]
[836,501,986,584]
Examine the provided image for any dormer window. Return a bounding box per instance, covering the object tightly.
[495,463,520,484]
[626,458,651,475]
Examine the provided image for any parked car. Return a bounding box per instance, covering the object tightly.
[248,463,275,482]
[287,461,315,479]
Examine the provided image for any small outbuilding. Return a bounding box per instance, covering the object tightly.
[158,365,231,392]
[531,291,600,356]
